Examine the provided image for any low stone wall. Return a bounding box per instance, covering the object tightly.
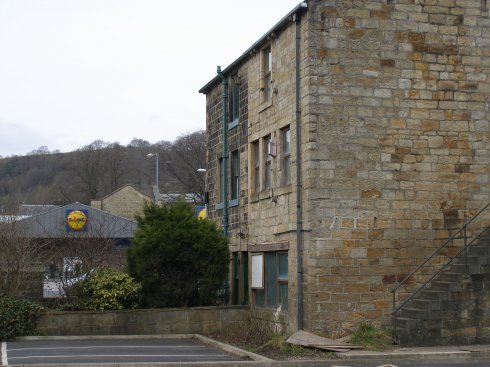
[36,306,249,336]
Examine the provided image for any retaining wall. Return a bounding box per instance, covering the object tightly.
[36,306,250,336]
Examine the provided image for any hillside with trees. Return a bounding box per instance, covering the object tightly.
[0,130,206,210]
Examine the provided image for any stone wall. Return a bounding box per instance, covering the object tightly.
[90,185,150,220]
[302,0,490,333]
[202,0,490,338]
[36,306,249,336]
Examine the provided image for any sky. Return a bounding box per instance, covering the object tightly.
[0,0,303,157]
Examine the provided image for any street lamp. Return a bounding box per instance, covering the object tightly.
[147,153,159,189]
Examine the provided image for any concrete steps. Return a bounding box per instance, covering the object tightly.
[395,226,490,346]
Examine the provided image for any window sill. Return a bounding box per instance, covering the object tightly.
[250,185,292,203]
[228,118,239,130]
[274,184,292,197]
[258,99,273,113]
[215,200,239,209]
[252,305,289,313]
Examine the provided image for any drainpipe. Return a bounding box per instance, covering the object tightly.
[217,66,229,237]
[294,13,304,331]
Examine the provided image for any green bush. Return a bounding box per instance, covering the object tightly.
[127,202,229,308]
[71,268,142,311]
[0,296,44,341]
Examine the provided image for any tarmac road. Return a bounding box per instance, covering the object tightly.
[2,337,245,365]
[4,336,490,367]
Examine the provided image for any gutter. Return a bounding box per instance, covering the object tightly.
[199,2,308,94]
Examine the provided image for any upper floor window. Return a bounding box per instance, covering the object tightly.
[264,136,272,189]
[252,141,260,194]
[281,127,291,185]
[262,46,272,102]
[229,75,240,129]
[231,150,239,201]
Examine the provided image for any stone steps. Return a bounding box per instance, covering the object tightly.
[395,226,490,346]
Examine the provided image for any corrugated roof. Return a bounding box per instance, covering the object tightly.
[15,202,137,238]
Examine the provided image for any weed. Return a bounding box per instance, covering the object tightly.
[351,322,392,351]
[207,323,333,360]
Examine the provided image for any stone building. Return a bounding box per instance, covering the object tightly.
[90,185,151,220]
[199,0,490,337]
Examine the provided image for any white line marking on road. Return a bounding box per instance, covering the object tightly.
[1,342,7,366]
[9,353,229,360]
[7,345,204,352]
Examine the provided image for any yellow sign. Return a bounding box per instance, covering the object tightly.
[197,207,207,220]
[66,210,87,231]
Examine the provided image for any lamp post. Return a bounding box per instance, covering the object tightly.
[147,153,159,189]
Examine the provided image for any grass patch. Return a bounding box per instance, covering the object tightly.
[351,322,393,350]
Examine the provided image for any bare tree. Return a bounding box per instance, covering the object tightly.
[0,216,46,298]
[0,130,206,205]
[128,138,151,149]
[168,130,206,201]
[72,140,110,202]
[103,143,127,193]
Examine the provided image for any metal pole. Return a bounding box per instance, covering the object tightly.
[294,12,304,332]
[464,225,468,276]
[392,291,397,344]
[155,153,159,189]
[217,66,229,237]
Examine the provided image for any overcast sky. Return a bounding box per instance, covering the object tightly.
[0,0,302,157]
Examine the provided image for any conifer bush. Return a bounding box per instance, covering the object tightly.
[127,202,229,308]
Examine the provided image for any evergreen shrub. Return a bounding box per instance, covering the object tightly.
[0,296,43,341]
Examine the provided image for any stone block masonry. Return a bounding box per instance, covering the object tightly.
[36,306,250,336]
[303,0,490,333]
[200,0,490,340]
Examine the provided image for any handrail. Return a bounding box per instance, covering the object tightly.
[391,202,490,343]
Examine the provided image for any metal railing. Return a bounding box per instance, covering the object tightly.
[391,202,490,343]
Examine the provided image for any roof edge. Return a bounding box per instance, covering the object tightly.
[198,1,308,94]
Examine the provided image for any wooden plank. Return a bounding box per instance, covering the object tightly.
[286,330,363,352]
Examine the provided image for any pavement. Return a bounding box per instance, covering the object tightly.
[213,336,490,364]
[3,335,490,366]
[334,344,490,365]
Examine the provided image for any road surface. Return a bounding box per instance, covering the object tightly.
[2,337,244,365]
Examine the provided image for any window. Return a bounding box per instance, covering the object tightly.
[229,76,240,129]
[264,136,272,189]
[262,46,272,101]
[281,127,291,185]
[230,150,239,204]
[253,252,288,311]
[252,141,260,193]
